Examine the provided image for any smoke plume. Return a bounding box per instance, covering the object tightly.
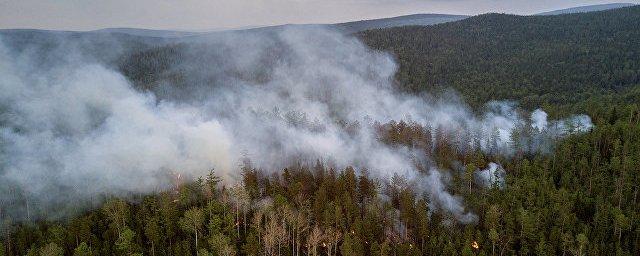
[0,27,591,222]
[475,162,506,189]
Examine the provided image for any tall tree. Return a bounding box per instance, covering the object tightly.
[179,207,205,255]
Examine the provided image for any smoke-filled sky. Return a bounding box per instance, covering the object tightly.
[0,26,592,222]
[0,0,638,30]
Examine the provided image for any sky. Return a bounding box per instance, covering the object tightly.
[0,0,638,31]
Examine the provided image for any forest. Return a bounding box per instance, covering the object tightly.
[2,105,639,256]
[359,6,640,112]
[1,5,640,256]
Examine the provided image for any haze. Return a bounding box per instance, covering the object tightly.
[1,0,639,31]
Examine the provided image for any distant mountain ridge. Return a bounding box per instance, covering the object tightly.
[358,5,640,108]
[1,3,638,38]
[0,13,469,39]
[334,14,469,33]
[93,28,201,38]
[536,3,636,15]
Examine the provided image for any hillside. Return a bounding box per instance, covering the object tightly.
[0,12,466,44]
[537,2,636,15]
[359,5,640,111]
[2,5,640,256]
[93,28,201,38]
[106,5,640,112]
[0,29,165,67]
[335,14,468,33]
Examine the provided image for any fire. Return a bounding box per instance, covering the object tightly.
[471,241,480,249]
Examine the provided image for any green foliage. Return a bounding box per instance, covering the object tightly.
[102,199,130,235]
[72,242,92,256]
[38,243,63,256]
[3,6,640,256]
[178,208,205,235]
[3,118,639,255]
[208,233,236,256]
[115,228,136,255]
[359,6,640,110]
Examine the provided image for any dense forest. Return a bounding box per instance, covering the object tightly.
[359,6,640,111]
[1,103,638,256]
[2,5,640,256]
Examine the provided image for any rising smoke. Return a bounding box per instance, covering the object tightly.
[0,27,592,222]
[475,162,506,189]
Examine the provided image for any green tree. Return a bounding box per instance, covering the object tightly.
[115,227,136,255]
[102,199,130,235]
[179,207,205,254]
[209,233,236,256]
[575,233,588,256]
[206,170,222,199]
[464,163,477,193]
[488,228,499,256]
[144,217,162,256]
[72,242,92,256]
[39,243,63,256]
[340,233,364,256]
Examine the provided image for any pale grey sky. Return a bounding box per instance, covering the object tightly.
[0,0,638,31]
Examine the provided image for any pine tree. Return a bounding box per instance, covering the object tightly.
[178,207,205,254]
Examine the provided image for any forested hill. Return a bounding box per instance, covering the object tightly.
[3,6,640,256]
[358,5,640,111]
[536,3,636,15]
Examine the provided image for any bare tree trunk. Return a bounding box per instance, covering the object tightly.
[492,242,495,256]
[296,229,301,256]
[619,228,622,244]
[195,229,199,256]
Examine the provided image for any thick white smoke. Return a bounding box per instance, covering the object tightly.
[0,27,592,222]
[475,162,506,189]
[531,109,549,131]
[423,170,478,223]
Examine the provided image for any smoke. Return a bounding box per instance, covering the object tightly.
[0,27,591,222]
[475,162,506,189]
[531,109,548,131]
[423,170,478,223]
[0,53,234,219]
